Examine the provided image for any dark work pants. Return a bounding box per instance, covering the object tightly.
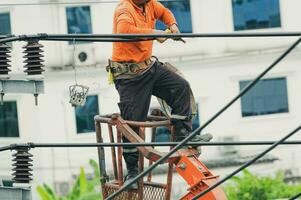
[114,61,192,170]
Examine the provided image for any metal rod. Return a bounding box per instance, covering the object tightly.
[1,32,301,44]
[41,38,150,42]
[289,192,301,200]
[1,141,301,152]
[192,126,301,200]
[45,32,301,38]
[105,37,301,200]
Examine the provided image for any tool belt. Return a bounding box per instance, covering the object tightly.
[107,58,153,78]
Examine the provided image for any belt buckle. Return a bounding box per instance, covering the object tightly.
[129,63,140,73]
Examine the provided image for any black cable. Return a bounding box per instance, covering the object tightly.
[0,145,12,152]
[1,141,301,152]
[289,192,301,200]
[44,32,301,40]
[0,0,183,7]
[105,37,301,200]
[192,126,301,200]
[42,38,152,42]
[1,32,301,44]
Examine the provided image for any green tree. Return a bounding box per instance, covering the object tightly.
[224,170,301,200]
[37,159,103,200]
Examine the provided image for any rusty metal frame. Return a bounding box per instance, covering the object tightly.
[95,113,177,200]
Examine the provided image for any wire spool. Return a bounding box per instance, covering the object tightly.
[0,43,11,79]
[12,147,33,184]
[23,40,45,80]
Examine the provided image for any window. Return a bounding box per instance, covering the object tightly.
[240,78,289,117]
[151,105,200,142]
[0,12,11,35]
[75,95,99,134]
[156,0,192,33]
[232,0,281,31]
[0,101,19,137]
[66,6,92,34]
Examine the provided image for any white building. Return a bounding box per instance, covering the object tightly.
[0,0,300,199]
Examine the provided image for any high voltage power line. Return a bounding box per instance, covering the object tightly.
[0,0,182,7]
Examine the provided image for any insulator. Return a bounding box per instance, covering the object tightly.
[0,43,12,79]
[12,148,33,184]
[23,40,45,77]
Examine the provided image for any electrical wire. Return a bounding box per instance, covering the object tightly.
[1,141,301,152]
[105,36,301,200]
[0,0,183,7]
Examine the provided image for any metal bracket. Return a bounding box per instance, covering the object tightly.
[0,80,44,105]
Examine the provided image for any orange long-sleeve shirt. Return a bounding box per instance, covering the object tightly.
[112,0,177,63]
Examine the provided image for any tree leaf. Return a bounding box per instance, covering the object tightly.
[79,167,88,196]
[37,186,54,200]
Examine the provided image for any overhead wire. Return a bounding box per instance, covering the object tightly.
[105,36,301,199]
[0,0,184,7]
[1,141,301,152]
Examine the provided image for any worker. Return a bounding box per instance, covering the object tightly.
[109,0,211,190]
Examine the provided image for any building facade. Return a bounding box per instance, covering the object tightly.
[0,0,300,198]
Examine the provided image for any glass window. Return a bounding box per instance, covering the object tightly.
[0,101,19,137]
[232,0,281,31]
[0,12,11,35]
[240,78,289,117]
[151,105,200,142]
[66,6,92,34]
[156,0,192,33]
[75,95,99,134]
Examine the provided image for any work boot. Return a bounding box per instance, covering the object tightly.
[173,121,213,153]
[123,153,139,190]
[124,168,138,190]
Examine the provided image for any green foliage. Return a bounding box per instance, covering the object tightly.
[37,159,103,200]
[224,170,301,200]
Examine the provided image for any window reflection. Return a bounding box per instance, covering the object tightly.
[240,78,289,117]
[75,95,99,134]
[0,102,19,137]
[232,0,281,30]
[66,6,92,34]
[156,0,192,33]
[0,13,11,35]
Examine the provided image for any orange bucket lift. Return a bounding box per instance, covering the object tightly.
[95,114,228,200]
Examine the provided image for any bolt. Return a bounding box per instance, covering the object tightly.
[178,162,186,170]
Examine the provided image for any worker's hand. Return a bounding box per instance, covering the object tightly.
[153,30,168,43]
[169,24,180,34]
[167,26,186,43]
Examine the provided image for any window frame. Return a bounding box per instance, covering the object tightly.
[156,0,193,33]
[0,100,20,138]
[0,11,12,36]
[231,0,282,31]
[74,94,100,135]
[239,77,290,118]
[65,5,93,44]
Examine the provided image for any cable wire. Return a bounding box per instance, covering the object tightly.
[192,126,301,200]
[289,192,301,200]
[1,141,301,152]
[105,36,301,200]
[1,32,301,44]
[0,0,185,7]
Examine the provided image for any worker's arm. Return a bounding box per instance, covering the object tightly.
[153,0,177,27]
[116,10,153,34]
